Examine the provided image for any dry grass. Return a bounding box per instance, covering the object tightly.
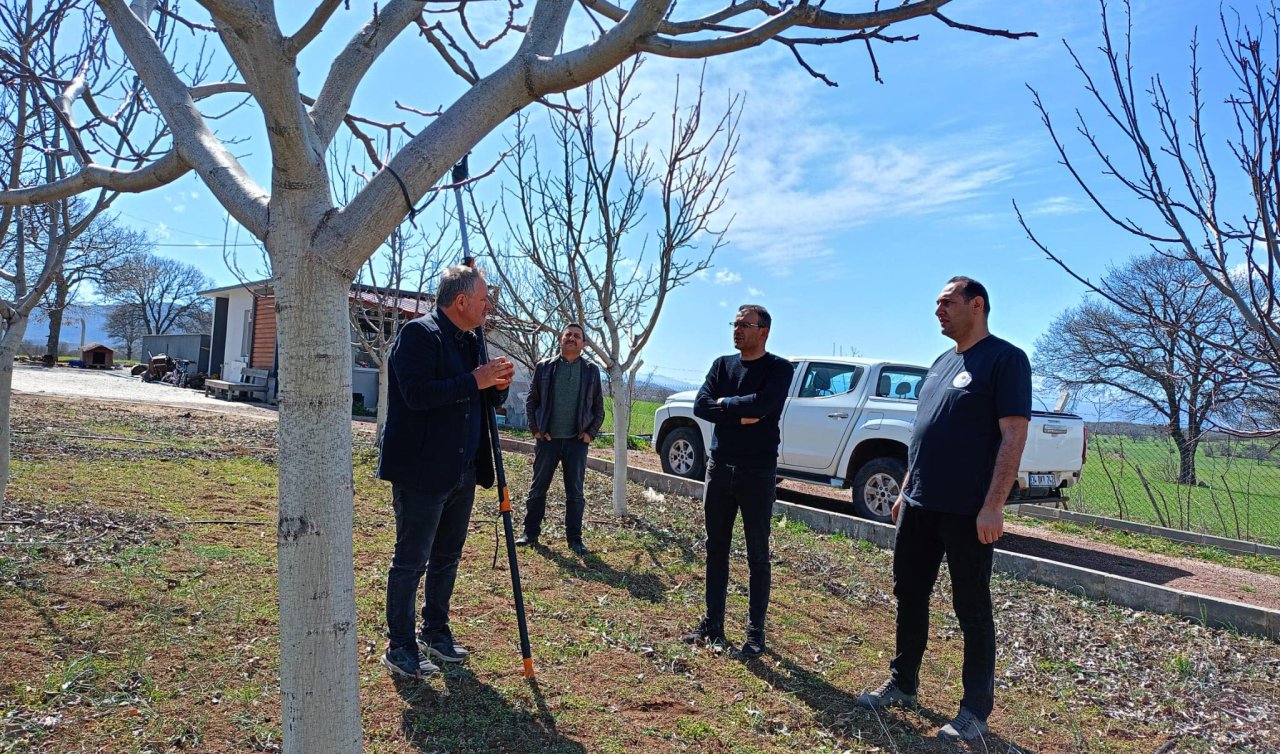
[1,395,1277,753]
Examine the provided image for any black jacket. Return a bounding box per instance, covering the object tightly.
[376,308,508,491]
[525,355,605,440]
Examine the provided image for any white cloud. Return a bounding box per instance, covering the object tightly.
[719,300,728,307]
[714,269,742,285]
[693,269,710,281]
[154,222,171,240]
[1027,196,1084,216]
[173,204,186,214]
[747,286,764,297]
[628,53,1034,278]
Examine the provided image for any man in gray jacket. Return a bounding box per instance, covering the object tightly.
[516,323,605,554]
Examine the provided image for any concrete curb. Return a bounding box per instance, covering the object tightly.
[497,437,1280,640]
[1008,503,1280,559]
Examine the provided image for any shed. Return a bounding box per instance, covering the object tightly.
[141,333,212,375]
[81,343,114,369]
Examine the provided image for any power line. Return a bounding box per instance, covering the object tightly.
[151,242,260,248]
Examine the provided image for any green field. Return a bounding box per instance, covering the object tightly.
[1072,433,1280,546]
[602,396,660,437]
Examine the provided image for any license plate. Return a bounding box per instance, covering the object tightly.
[1029,473,1057,488]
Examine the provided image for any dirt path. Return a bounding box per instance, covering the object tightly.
[592,446,1280,611]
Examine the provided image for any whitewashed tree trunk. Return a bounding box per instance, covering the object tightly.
[0,315,29,514]
[608,364,630,516]
[272,256,362,754]
[376,359,389,442]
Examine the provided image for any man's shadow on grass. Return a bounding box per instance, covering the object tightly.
[744,653,1044,754]
[392,667,585,754]
[535,544,669,603]
[626,516,702,569]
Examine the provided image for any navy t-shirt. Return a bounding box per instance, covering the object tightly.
[903,335,1032,514]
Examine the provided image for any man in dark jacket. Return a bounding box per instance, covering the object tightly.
[515,323,605,555]
[684,304,794,658]
[377,265,513,679]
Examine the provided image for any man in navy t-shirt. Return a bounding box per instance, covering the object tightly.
[856,277,1031,744]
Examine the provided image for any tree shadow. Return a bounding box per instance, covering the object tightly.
[392,667,585,754]
[626,515,702,568]
[535,545,669,603]
[997,533,1194,585]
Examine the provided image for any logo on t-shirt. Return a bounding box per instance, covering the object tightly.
[952,371,972,388]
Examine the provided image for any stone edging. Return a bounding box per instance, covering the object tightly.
[497,437,1280,640]
[1008,503,1280,559]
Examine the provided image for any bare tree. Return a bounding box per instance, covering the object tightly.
[106,301,146,358]
[479,60,738,516]
[41,208,147,357]
[1020,0,1280,434]
[1034,254,1254,483]
[0,0,135,507]
[98,252,212,335]
[0,2,1030,750]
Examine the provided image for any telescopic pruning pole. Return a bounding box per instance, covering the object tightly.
[452,156,535,679]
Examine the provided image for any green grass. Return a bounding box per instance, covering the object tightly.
[602,397,660,437]
[1074,433,1280,546]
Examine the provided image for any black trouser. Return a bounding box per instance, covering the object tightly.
[522,437,589,543]
[385,464,476,649]
[890,504,996,720]
[703,458,776,631]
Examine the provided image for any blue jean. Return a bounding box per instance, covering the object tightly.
[521,437,589,543]
[890,504,996,720]
[703,459,776,630]
[384,464,476,649]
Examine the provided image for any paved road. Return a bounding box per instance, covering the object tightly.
[10,364,277,418]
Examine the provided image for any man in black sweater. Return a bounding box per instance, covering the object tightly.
[684,304,794,657]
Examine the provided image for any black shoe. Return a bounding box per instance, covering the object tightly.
[381,645,438,679]
[937,707,988,742]
[568,541,589,556]
[854,679,918,710]
[418,626,469,664]
[682,617,727,647]
[515,533,538,546]
[740,627,766,658]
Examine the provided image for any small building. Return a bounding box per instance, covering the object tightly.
[199,280,532,411]
[140,333,212,375]
[81,343,114,369]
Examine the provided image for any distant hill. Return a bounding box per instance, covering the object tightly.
[23,304,114,351]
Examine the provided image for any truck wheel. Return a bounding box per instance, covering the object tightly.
[660,427,705,479]
[851,457,905,523]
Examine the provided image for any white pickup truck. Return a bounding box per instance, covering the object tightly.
[653,356,1086,522]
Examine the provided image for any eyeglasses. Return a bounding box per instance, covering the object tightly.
[731,321,764,330]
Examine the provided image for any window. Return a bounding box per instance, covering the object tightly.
[797,363,863,398]
[874,367,927,400]
[240,309,253,358]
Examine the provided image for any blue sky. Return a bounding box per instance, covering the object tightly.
[104,1,1244,399]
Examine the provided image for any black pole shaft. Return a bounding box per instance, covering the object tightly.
[475,334,535,677]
